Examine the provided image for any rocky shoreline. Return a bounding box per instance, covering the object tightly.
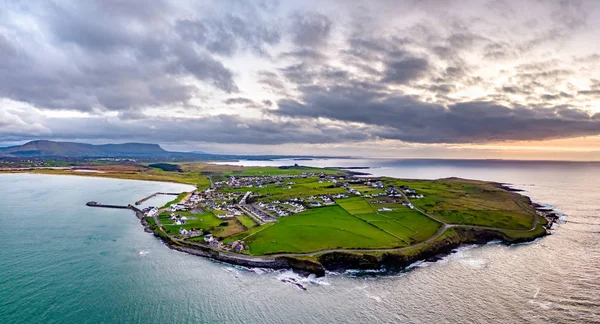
[132,195,559,277]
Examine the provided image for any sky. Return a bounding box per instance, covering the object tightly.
[1,0,600,160]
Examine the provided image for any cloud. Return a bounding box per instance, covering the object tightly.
[12,114,372,146]
[224,97,254,105]
[289,12,333,47]
[382,55,430,85]
[1,0,600,153]
[175,12,281,57]
[274,84,600,144]
[0,0,243,113]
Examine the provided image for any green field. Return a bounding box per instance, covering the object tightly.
[355,209,441,244]
[236,215,258,229]
[159,211,223,235]
[337,197,375,214]
[238,206,403,255]
[161,192,188,208]
[384,178,537,230]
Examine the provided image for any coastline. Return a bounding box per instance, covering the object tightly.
[2,169,556,276]
[0,169,202,187]
[130,193,556,277]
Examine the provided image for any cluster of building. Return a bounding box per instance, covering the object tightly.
[256,200,306,217]
[365,180,385,188]
[178,227,202,238]
[142,206,159,217]
[167,203,189,212]
[212,206,243,218]
[169,213,188,225]
[203,234,248,253]
[214,173,323,190]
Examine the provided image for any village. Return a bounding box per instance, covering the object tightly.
[142,172,425,255]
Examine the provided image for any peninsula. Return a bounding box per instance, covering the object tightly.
[30,161,556,276]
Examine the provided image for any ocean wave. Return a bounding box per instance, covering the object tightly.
[276,270,330,288]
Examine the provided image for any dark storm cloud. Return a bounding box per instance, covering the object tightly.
[274,84,600,144]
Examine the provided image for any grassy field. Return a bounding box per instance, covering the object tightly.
[236,215,258,229]
[236,205,403,255]
[354,209,442,244]
[159,211,223,234]
[158,209,249,239]
[383,178,537,230]
[161,192,188,208]
[337,197,376,214]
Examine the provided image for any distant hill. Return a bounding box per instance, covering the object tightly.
[0,140,348,161]
[0,140,169,158]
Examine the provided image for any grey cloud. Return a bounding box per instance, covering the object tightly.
[483,42,515,60]
[257,71,286,90]
[224,97,254,105]
[175,13,280,57]
[0,0,242,113]
[17,114,372,145]
[578,90,600,96]
[280,49,327,61]
[273,84,600,144]
[289,12,332,47]
[382,56,429,84]
[3,0,600,149]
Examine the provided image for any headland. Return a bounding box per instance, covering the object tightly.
[56,162,560,276]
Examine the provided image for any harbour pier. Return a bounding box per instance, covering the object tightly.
[135,192,180,205]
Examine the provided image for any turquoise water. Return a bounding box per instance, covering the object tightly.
[1,165,599,323]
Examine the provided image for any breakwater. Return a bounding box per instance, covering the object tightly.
[86,201,130,209]
[135,192,180,205]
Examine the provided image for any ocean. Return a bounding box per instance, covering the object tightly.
[0,160,599,323]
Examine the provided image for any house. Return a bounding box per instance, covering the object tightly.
[179,227,189,236]
[188,229,201,237]
[378,207,392,212]
[204,234,214,242]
